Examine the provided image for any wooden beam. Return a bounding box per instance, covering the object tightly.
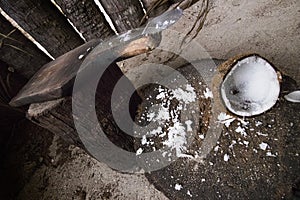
[0,0,84,58]
[54,0,115,41]
[99,0,144,32]
[0,14,51,79]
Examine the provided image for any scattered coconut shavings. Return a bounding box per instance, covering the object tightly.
[229,140,237,149]
[175,183,183,191]
[138,83,198,158]
[172,84,197,104]
[199,134,205,140]
[257,132,268,137]
[266,151,277,157]
[255,121,263,126]
[217,112,236,127]
[136,148,143,155]
[259,142,269,151]
[163,122,187,156]
[214,145,220,152]
[243,140,249,147]
[141,135,147,145]
[224,154,230,162]
[149,127,163,136]
[187,190,193,197]
[204,88,213,99]
[235,126,247,137]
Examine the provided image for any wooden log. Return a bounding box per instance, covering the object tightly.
[53,0,115,41]
[11,32,161,152]
[98,0,144,32]
[0,0,84,58]
[0,14,51,79]
[27,61,140,151]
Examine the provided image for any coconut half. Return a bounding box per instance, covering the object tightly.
[221,55,280,117]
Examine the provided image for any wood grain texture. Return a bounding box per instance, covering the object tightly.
[0,15,51,79]
[10,33,161,107]
[0,0,84,58]
[99,0,144,32]
[54,0,115,41]
[9,39,101,107]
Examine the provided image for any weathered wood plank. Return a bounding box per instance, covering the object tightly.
[10,33,161,107]
[0,14,51,79]
[54,0,115,41]
[0,0,84,58]
[9,39,101,107]
[99,0,144,32]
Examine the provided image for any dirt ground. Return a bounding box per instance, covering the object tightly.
[0,0,299,199]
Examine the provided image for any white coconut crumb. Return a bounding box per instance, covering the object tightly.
[266,151,276,157]
[259,142,269,151]
[136,148,143,155]
[229,140,237,148]
[175,183,183,191]
[209,162,214,166]
[141,135,147,145]
[255,121,263,126]
[185,120,193,132]
[187,190,193,197]
[253,148,258,153]
[257,132,268,137]
[243,140,249,147]
[217,112,235,127]
[204,88,213,99]
[224,154,230,161]
[78,54,84,59]
[172,84,196,103]
[237,118,249,126]
[162,122,187,156]
[201,178,206,182]
[199,134,205,140]
[149,127,163,135]
[235,126,247,137]
[147,112,155,121]
[214,145,220,152]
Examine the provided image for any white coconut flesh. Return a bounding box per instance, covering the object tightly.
[221,55,280,117]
